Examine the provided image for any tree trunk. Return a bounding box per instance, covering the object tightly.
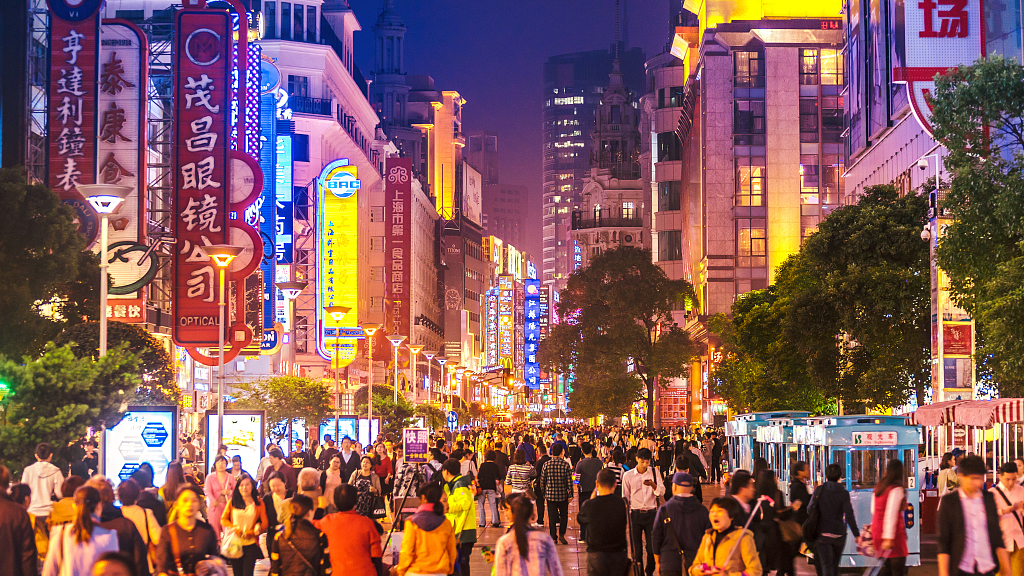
[645,378,654,429]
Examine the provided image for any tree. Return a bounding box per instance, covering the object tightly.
[352,384,417,438]
[414,404,446,431]
[232,376,333,442]
[0,343,141,475]
[54,321,179,405]
[0,168,101,358]
[539,246,700,425]
[930,56,1024,395]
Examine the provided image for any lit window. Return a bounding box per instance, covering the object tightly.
[735,158,765,207]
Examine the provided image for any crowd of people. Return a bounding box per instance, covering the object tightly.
[1,423,1022,576]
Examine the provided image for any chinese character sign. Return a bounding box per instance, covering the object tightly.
[173,10,231,346]
[524,280,541,390]
[315,159,360,365]
[386,158,413,339]
[498,275,514,368]
[894,0,983,135]
[98,21,148,299]
[485,288,498,366]
[48,0,103,246]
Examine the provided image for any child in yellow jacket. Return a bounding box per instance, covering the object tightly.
[394,483,457,576]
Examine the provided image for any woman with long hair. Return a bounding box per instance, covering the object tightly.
[155,485,219,576]
[319,455,344,513]
[394,483,457,576]
[268,494,331,576]
[871,459,908,576]
[262,472,290,536]
[751,458,769,489]
[777,461,810,576]
[493,493,564,576]
[752,469,784,573]
[118,479,162,575]
[205,454,236,538]
[161,460,186,512]
[504,449,535,495]
[221,474,268,576]
[348,456,382,518]
[41,485,119,576]
[937,452,958,496]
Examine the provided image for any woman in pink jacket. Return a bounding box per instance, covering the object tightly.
[205,454,236,537]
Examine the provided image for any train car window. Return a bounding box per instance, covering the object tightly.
[851,449,907,490]
[831,449,847,483]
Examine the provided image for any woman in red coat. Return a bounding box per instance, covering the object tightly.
[872,459,909,576]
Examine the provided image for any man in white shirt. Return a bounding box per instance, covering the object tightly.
[991,461,1024,575]
[622,448,664,576]
[20,442,63,542]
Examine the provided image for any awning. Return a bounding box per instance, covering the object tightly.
[954,399,1024,427]
[912,399,972,426]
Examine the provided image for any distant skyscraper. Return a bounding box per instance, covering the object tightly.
[466,131,528,249]
[541,45,645,292]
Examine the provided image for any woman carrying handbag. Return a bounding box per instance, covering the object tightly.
[221,474,269,576]
[269,494,331,576]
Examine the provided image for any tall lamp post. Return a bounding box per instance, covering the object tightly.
[275,281,307,375]
[360,323,381,443]
[79,184,133,357]
[455,366,466,413]
[423,351,436,407]
[435,357,447,425]
[325,306,350,428]
[387,335,407,402]
[199,244,244,451]
[407,344,424,403]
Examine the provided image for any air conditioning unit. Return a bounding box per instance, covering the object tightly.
[623,233,634,243]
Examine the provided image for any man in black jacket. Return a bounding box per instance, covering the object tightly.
[937,455,1010,576]
[806,464,859,576]
[653,472,710,576]
[579,468,630,576]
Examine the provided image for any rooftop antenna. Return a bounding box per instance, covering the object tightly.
[615,0,621,59]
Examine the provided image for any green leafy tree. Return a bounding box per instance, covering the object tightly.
[414,404,446,431]
[539,246,700,425]
[0,343,141,475]
[930,56,1024,395]
[54,321,179,405]
[352,384,417,438]
[232,376,333,442]
[0,168,102,358]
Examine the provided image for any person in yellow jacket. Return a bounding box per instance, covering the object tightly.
[690,497,762,576]
[442,458,477,576]
[393,483,457,576]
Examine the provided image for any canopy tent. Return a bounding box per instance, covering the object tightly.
[910,399,972,426]
[953,398,1024,427]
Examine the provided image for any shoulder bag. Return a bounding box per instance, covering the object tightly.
[995,486,1024,532]
[281,530,317,574]
[801,486,822,544]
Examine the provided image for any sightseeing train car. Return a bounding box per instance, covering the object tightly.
[725,411,810,476]
[730,413,921,568]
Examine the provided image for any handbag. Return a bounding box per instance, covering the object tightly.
[372,495,387,519]
[801,486,821,543]
[777,518,803,543]
[219,527,244,559]
[855,524,876,557]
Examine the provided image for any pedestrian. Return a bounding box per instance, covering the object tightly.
[516,435,537,464]
[535,443,550,527]
[262,472,290,536]
[221,474,268,576]
[319,455,345,513]
[205,455,237,539]
[991,461,1024,575]
[268,494,331,576]
[578,468,629,576]
[317,436,338,472]
[117,480,161,576]
[937,454,1011,576]
[752,470,784,573]
[778,461,810,576]
[605,448,626,498]
[937,452,958,498]
[871,459,908,576]
[493,493,564,576]
[689,497,762,576]
[574,442,603,543]
[314,484,383,576]
[288,439,311,470]
[622,447,665,576]
[710,434,723,484]
[804,464,858,576]
[394,482,457,576]
[22,442,64,550]
[348,456,382,518]
[90,551,138,576]
[477,450,502,528]
[231,456,250,482]
[505,449,535,496]
[336,437,360,481]
[42,486,119,576]
[0,465,37,576]
[674,455,703,503]
[155,484,219,576]
[538,443,573,544]
[262,447,299,497]
[130,467,167,528]
[653,472,710,576]
[88,478,150,576]
[727,470,755,526]
[442,458,477,576]
[257,443,277,483]
[159,461,186,515]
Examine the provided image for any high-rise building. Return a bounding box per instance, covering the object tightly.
[465,131,529,248]
[542,45,645,292]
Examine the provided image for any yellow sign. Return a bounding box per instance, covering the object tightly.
[316,159,360,367]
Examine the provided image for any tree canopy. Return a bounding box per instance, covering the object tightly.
[539,246,700,424]
[232,376,333,442]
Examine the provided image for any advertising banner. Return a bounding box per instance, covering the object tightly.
[402,428,429,464]
[462,162,482,226]
[173,10,232,346]
[205,410,265,475]
[315,159,360,365]
[103,406,178,485]
[485,288,498,366]
[524,279,541,390]
[498,275,514,369]
[385,157,413,339]
[48,0,102,246]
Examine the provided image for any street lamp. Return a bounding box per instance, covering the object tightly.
[435,357,448,419]
[423,350,436,407]
[275,281,307,375]
[325,305,350,426]
[78,184,133,357]
[407,344,424,404]
[199,243,243,451]
[454,366,466,413]
[360,323,381,443]
[387,335,407,403]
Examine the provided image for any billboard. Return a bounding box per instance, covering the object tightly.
[172,10,232,346]
[524,279,541,390]
[315,159,360,365]
[103,406,178,486]
[498,275,514,369]
[485,288,498,366]
[205,410,265,476]
[462,161,482,226]
[385,157,413,339]
[255,89,278,335]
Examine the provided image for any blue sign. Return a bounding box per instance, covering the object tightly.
[141,422,169,448]
[447,410,459,431]
[257,94,279,329]
[274,135,293,264]
[260,327,279,351]
[524,279,542,390]
[118,463,141,483]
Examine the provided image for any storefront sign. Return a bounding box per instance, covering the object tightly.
[386,158,413,339]
[315,159,360,364]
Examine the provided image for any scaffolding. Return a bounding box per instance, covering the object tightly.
[25,0,48,185]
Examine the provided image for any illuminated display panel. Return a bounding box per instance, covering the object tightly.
[315,159,360,365]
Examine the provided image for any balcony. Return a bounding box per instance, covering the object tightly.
[289,96,333,116]
[571,210,644,230]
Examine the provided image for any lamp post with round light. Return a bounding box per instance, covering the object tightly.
[78,184,133,357]
[387,335,407,403]
[325,306,350,426]
[360,323,381,442]
[406,344,423,404]
[198,244,243,450]
[275,281,307,375]
[423,350,436,407]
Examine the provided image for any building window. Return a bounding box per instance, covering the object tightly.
[735,157,765,207]
[306,5,317,42]
[292,133,309,162]
[288,75,309,97]
[370,267,384,282]
[737,220,767,268]
[621,201,635,219]
[370,237,385,252]
[822,97,843,142]
[658,181,681,211]
[822,154,844,204]
[734,51,765,88]
[610,105,622,124]
[369,206,384,222]
[293,4,303,42]
[800,49,819,85]
[264,2,276,39]
[733,100,765,145]
[800,155,819,203]
[658,231,683,261]
[821,49,844,86]
[280,2,291,40]
[800,98,819,143]
[668,86,685,107]
[657,132,681,161]
[658,88,665,108]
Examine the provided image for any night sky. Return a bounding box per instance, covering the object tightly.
[350,0,675,260]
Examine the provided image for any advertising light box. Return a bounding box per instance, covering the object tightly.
[206,410,265,477]
[104,406,178,486]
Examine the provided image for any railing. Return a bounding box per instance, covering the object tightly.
[289,96,332,116]
[571,211,644,230]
